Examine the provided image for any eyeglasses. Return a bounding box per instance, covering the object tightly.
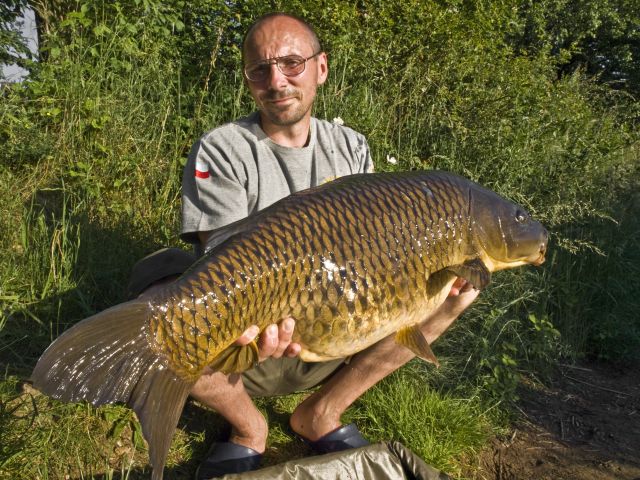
[244,52,321,82]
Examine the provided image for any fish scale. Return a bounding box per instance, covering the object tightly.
[31,170,548,480]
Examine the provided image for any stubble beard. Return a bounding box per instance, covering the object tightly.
[259,88,315,126]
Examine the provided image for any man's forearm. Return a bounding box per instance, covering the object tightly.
[419,287,479,344]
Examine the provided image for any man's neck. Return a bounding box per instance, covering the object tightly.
[259,114,312,148]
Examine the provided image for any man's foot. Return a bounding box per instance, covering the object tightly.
[289,391,343,441]
[297,423,370,454]
[195,441,262,480]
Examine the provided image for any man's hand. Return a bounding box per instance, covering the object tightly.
[439,277,480,319]
[448,277,476,297]
[418,277,479,344]
[234,317,302,362]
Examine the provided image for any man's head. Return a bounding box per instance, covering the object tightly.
[242,13,328,131]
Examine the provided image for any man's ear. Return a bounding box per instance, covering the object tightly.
[316,52,329,85]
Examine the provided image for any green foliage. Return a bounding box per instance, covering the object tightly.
[0,377,198,479]
[0,0,33,74]
[512,0,640,92]
[350,365,491,476]
[0,0,639,477]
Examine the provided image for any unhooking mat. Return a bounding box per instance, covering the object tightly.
[209,441,450,480]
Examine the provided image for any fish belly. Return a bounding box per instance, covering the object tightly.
[294,270,459,362]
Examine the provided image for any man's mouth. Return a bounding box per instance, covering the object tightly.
[262,90,300,106]
[268,96,295,105]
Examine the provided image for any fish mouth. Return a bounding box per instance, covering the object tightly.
[529,227,548,266]
[531,243,547,266]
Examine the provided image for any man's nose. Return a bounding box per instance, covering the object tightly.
[266,63,288,90]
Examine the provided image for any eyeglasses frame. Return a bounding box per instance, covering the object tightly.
[244,51,323,82]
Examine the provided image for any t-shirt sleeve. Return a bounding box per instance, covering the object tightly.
[180,135,249,245]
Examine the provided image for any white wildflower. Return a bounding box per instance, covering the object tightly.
[386,154,398,165]
[332,117,344,126]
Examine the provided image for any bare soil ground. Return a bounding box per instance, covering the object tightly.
[466,362,640,480]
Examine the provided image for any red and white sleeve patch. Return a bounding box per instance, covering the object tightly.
[195,159,210,179]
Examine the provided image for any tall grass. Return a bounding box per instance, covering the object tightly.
[1,1,639,478]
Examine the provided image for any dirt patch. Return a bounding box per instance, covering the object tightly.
[468,362,640,480]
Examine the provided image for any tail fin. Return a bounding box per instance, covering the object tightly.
[30,299,194,480]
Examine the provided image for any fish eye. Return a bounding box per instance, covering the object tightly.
[515,210,529,223]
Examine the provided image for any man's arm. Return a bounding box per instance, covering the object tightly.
[181,134,250,247]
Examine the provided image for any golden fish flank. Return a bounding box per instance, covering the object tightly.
[31,170,548,480]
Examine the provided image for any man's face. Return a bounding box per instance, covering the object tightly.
[243,17,328,129]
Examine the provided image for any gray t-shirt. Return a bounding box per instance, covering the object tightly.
[181,112,374,247]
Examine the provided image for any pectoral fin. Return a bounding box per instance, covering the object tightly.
[208,341,260,374]
[445,258,491,290]
[395,326,440,367]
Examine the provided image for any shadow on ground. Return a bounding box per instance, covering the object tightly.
[466,362,640,480]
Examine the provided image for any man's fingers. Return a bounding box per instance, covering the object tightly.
[284,342,302,357]
[443,286,480,316]
[448,278,466,297]
[257,324,279,360]
[234,325,260,346]
[280,317,295,342]
[448,277,477,297]
[459,280,476,293]
[271,317,295,358]
[235,318,302,363]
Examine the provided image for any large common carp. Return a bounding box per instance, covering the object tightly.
[31,170,547,479]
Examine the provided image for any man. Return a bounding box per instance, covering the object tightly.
[131,12,478,479]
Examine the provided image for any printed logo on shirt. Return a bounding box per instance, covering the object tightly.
[195,159,210,179]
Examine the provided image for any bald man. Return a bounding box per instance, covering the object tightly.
[134,12,478,479]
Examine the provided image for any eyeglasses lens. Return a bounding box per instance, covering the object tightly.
[245,55,306,82]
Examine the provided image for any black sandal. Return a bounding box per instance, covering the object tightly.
[195,441,263,480]
[300,423,370,454]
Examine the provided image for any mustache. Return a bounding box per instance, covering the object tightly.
[261,88,300,101]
